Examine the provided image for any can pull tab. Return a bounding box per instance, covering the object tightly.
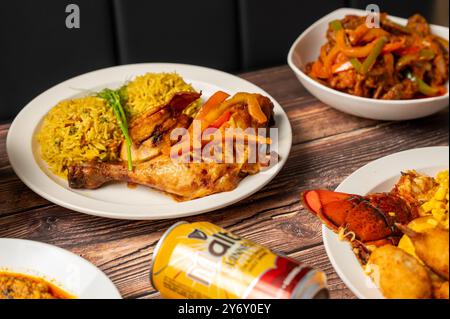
[188,229,208,240]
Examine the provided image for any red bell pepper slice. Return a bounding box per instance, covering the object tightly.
[208,110,232,129]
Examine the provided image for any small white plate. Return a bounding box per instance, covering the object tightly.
[0,238,121,299]
[288,8,449,121]
[323,146,449,299]
[7,63,292,220]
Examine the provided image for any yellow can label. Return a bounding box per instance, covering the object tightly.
[151,222,315,299]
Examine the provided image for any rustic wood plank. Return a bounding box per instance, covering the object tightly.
[0,168,52,216]
[0,123,52,214]
[283,99,377,145]
[240,65,308,103]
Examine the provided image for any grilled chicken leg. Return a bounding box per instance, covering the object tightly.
[68,156,243,201]
[67,92,275,201]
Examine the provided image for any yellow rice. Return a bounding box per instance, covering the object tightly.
[37,97,123,177]
[37,72,201,178]
[124,72,201,118]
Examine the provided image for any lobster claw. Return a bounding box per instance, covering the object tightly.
[301,190,417,244]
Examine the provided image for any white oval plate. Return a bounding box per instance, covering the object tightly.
[323,146,449,299]
[7,63,292,220]
[0,238,121,299]
[288,8,449,121]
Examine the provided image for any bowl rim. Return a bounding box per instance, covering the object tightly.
[287,7,450,105]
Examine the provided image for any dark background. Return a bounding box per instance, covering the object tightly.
[0,0,448,122]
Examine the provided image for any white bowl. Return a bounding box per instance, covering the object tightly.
[0,238,122,299]
[288,8,449,121]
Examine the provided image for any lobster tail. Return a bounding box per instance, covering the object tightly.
[302,189,417,244]
[301,190,361,232]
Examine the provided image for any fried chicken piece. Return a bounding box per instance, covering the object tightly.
[366,245,432,299]
[432,280,449,299]
[68,157,242,201]
[398,225,449,280]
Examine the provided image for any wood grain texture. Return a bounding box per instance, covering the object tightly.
[0,65,448,300]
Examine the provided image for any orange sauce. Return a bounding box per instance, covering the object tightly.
[0,272,75,299]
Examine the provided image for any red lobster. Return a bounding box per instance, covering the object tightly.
[302,190,419,261]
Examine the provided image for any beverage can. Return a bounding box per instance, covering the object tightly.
[150,221,329,299]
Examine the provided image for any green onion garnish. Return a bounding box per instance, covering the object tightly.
[98,88,133,171]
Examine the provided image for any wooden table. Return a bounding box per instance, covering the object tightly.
[0,65,448,299]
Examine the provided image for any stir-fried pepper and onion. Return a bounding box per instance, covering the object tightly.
[307,13,449,99]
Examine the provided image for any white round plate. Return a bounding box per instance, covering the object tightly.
[0,238,121,299]
[288,8,449,121]
[7,63,292,220]
[323,146,449,299]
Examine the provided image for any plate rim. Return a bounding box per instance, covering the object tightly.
[322,146,450,299]
[6,63,292,220]
[0,237,122,299]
